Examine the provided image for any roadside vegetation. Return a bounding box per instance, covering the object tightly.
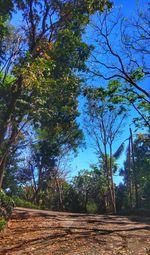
[0,190,14,230]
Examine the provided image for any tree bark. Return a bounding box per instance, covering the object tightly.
[0,156,7,189]
[103,142,115,213]
[128,137,133,208]
[109,143,116,214]
[130,128,139,208]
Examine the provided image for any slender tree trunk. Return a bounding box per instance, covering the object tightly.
[0,156,7,188]
[130,128,139,208]
[31,164,42,204]
[0,144,11,189]
[103,142,115,213]
[103,193,107,212]
[128,137,133,208]
[103,142,110,212]
[30,162,37,193]
[84,190,89,212]
[54,176,65,211]
[109,143,116,214]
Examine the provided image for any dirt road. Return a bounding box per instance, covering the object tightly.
[0,207,150,255]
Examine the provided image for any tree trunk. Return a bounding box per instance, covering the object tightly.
[109,143,116,214]
[128,136,133,208]
[0,156,7,189]
[103,142,115,213]
[32,169,42,204]
[54,176,65,211]
[130,128,139,208]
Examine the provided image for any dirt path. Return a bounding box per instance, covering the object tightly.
[0,207,150,255]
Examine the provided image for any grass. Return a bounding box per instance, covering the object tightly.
[0,217,7,231]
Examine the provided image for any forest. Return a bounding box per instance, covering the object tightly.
[0,0,150,227]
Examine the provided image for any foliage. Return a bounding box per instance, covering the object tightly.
[0,0,111,189]
[123,133,150,209]
[0,217,7,231]
[115,183,126,212]
[86,201,98,214]
[72,168,107,213]
[2,150,22,195]
[2,130,149,214]
[83,86,127,213]
[61,182,81,212]
[12,197,39,209]
[1,0,149,217]
[0,0,14,59]
[107,80,150,128]
[87,4,150,127]
[0,189,14,219]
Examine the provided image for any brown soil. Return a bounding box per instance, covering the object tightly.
[0,207,150,255]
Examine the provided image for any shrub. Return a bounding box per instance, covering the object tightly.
[12,197,39,209]
[86,201,98,214]
[0,190,14,219]
[0,217,7,231]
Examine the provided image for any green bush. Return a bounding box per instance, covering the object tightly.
[12,197,39,209]
[0,217,7,231]
[0,190,14,219]
[86,201,98,214]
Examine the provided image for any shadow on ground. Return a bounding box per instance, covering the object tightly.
[0,208,150,255]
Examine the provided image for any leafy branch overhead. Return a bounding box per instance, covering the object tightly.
[0,0,111,188]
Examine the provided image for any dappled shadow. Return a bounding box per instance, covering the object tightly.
[11,221,150,234]
[2,223,150,254]
[126,216,150,225]
[12,208,150,223]
[8,213,150,238]
[1,232,68,253]
[11,211,59,220]
[1,208,150,255]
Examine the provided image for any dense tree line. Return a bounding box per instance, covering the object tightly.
[2,132,150,214]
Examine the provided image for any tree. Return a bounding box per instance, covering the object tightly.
[72,168,107,213]
[0,0,14,60]
[0,0,112,187]
[2,150,21,195]
[106,79,150,128]
[123,133,150,209]
[115,183,126,212]
[83,86,126,213]
[86,3,150,127]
